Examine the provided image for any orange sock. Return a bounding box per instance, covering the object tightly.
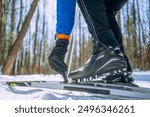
[57,33,70,41]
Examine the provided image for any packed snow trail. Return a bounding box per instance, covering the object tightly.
[0,72,150,100]
[0,82,109,100]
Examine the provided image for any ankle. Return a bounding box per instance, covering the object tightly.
[56,33,70,41]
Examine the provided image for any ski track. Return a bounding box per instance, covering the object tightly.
[0,72,150,100]
[0,83,104,100]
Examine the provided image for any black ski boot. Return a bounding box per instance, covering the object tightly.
[100,73,133,84]
[68,40,128,83]
[101,50,134,83]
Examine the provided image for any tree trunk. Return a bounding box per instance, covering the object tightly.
[8,0,16,54]
[12,0,23,74]
[79,11,82,66]
[133,0,137,58]
[41,0,46,73]
[17,0,23,33]
[32,8,39,73]
[149,0,150,39]
[38,39,42,73]
[136,0,142,69]
[2,0,39,74]
[0,1,9,65]
[0,0,2,63]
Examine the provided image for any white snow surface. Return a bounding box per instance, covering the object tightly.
[0,72,150,100]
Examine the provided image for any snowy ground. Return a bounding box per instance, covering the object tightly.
[0,72,150,100]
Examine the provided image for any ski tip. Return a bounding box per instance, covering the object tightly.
[9,83,17,87]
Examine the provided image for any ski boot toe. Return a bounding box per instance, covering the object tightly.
[68,68,87,79]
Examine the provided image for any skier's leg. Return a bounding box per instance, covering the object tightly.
[104,0,132,73]
[102,0,133,83]
[68,0,128,83]
[103,0,127,51]
[107,0,129,11]
[77,0,118,47]
[56,0,76,35]
[49,0,76,78]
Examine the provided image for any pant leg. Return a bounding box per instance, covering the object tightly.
[104,5,124,51]
[77,0,118,47]
[109,0,129,11]
[104,0,132,72]
[103,0,128,53]
[56,0,76,35]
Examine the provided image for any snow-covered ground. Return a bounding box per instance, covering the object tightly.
[0,72,150,100]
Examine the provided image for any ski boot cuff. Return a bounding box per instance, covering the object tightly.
[55,39,69,47]
[56,33,70,41]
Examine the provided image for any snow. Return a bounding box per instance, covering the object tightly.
[0,72,150,100]
[133,72,150,82]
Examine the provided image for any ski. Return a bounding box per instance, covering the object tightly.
[3,80,150,100]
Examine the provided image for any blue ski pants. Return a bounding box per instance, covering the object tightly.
[56,0,76,35]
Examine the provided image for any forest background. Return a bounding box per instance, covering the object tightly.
[0,0,150,75]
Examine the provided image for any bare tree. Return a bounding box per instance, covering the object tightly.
[79,11,82,66]
[149,0,150,40]
[2,0,40,74]
[0,0,2,63]
[32,7,40,73]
